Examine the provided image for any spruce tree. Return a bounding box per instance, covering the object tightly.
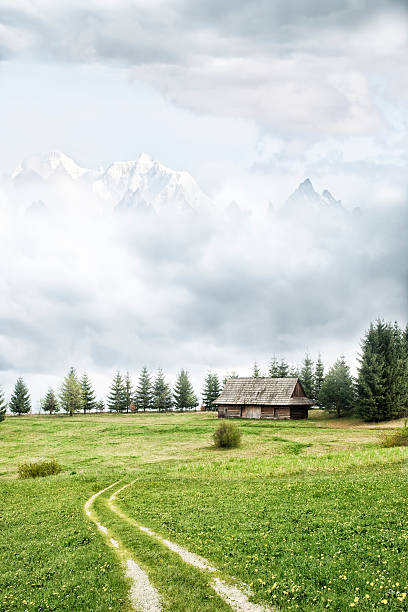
[81,373,96,413]
[95,399,105,412]
[0,386,7,422]
[41,388,59,414]
[9,377,31,415]
[252,362,261,377]
[222,371,239,386]
[319,356,355,417]
[288,364,300,378]
[124,371,133,413]
[300,354,314,399]
[277,359,290,377]
[152,369,172,412]
[59,367,82,416]
[135,367,152,412]
[202,372,221,411]
[357,320,408,421]
[173,370,198,411]
[314,354,325,404]
[107,372,126,412]
[268,357,279,377]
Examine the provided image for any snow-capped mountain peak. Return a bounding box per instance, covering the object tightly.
[12,150,89,181]
[285,178,343,211]
[94,152,213,212]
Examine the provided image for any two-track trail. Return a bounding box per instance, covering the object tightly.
[85,480,273,612]
[84,482,162,612]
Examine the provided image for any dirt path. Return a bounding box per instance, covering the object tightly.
[108,481,272,612]
[84,483,162,612]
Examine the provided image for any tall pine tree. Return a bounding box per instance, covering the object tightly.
[152,369,172,412]
[358,320,408,421]
[300,354,314,399]
[9,377,31,415]
[222,371,239,386]
[252,362,261,377]
[268,357,279,377]
[173,370,198,411]
[202,372,221,410]
[277,359,290,377]
[59,367,82,416]
[124,371,133,413]
[81,373,96,413]
[319,356,355,417]
[107,372,127,412]
[0,386,7,422]
[135,367,152,412]
[41,388,59,414]
[314,354,324,404]
[288,364,300,378]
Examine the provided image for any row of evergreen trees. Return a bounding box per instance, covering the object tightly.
[0,367,201,417]
[1,320,406,422]
[106,368,198,413]
[250,320,408,421]
[251,353,324,402]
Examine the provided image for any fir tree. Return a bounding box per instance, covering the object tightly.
[41,388,59,414]
[152,369,172,412]
[277,359,290,377]
[59,367,82,416]
[81,373,96,413]
[173,369,198,411]
[314,354,325,404]
[288,364,300,378]
[95,399,105,412]
[9,377,31,415]
[300,354,314,399]
[319,356,355,417]
[252,362,261,377]
[135,367,152,412]
[222,371,239,386]
[268,356,279,377]
[124,371,133,413]
[0,386,7,422]
[357,320,408,421]
[202,372,221,411]
[107,372,126,412]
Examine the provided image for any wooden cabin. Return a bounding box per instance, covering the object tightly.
[214,377,313,420]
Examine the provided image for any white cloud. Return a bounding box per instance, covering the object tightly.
[0,160,406,404]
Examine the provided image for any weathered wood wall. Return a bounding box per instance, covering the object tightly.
[217,405,308,420]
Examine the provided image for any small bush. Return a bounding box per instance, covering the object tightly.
[381,421,408,448]
[18,459,63,479]
[213,420,242,448]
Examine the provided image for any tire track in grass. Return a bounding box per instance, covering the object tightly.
[84,482,162,612]
[108,481,273,612]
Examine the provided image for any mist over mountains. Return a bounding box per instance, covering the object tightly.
[0,151,406,404]
[5,150,350,216]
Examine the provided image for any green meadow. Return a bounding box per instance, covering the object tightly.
[1,412,407,611]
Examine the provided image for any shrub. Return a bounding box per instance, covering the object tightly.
[18,459,63,479]
[381,421,408,448]
[213,420,241,448]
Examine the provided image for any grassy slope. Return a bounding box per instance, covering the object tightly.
[0,412,407,611]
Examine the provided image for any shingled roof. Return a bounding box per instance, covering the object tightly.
[213,377,314,406]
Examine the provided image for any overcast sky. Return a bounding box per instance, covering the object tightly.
[0,1,407,405]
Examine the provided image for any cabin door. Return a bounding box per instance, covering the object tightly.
[246,406,260,419]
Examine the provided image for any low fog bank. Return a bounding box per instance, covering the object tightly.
[0,176,406,405]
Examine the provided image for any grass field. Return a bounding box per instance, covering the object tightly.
[1,411,407,611]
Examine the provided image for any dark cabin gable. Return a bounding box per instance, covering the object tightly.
[292,379,307,398]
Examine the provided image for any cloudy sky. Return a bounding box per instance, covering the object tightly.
[0,0,407,405]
